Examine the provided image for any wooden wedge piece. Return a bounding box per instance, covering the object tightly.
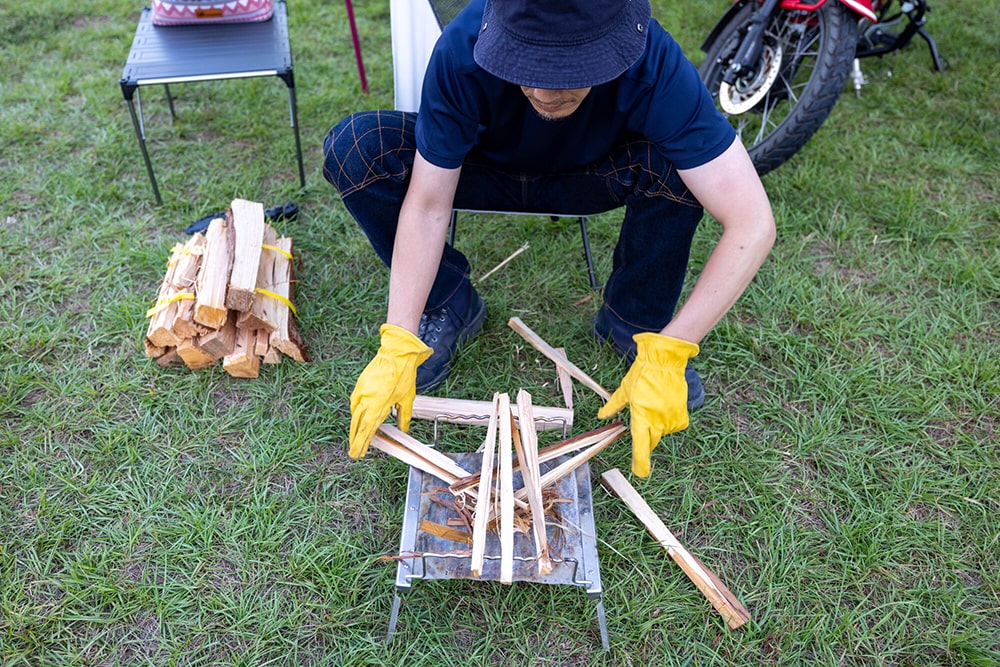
[508,317,610,401]
[198,310,237,359]
[176,337,216,370]
[555,347,574,409]
[600,468,751,630]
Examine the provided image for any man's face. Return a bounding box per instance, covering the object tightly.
[520,86,592,120]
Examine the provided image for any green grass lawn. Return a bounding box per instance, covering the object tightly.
[1,0,998,665]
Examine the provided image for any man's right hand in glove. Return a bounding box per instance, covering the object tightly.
[348,324,432,459]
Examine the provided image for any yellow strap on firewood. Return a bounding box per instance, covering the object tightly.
[255,288,297,315]
[145,291,195,318]
[261,243,293,260]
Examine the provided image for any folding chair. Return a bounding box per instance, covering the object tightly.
[389,0,600,291]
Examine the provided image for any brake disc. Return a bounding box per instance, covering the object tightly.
[719,42,783,115]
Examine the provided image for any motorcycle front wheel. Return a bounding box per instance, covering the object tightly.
[699,1,859,175]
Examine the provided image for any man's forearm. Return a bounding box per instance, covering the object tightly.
[660,220,774,344]
[386,203,452,334]
[384,152,463,334]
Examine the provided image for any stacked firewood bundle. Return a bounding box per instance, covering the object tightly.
[143,199,308,377]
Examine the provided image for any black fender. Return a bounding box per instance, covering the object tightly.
[700,0,753,53]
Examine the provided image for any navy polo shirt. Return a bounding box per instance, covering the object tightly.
[415,0,736,174]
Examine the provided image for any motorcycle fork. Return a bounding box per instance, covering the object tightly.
[722,0,783,85]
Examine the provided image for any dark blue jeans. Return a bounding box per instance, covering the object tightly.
[323,110,704,334]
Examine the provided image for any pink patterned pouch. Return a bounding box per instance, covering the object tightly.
[150,0,274,25]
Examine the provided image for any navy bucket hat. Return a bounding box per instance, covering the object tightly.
[473,0,652,90]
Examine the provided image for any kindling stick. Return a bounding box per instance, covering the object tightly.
[600,469,751,629]
[508,317,611,401]
[515,390,553,575]
[470,393,500,577]
[497,393,515,584]
[449,422,622,495]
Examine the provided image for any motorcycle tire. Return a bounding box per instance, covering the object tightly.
[699,1,859,176]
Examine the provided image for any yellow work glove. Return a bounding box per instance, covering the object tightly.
[597,332,700,477]
[348,324,432,459]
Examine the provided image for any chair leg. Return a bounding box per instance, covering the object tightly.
[448,210,458,247]
[579,216,599,291]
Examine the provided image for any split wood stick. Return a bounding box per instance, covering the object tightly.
[515,391,552,575]
[369,430,461,485]
[176,337,216,370]
[513,427,624,503]
[199,310,237,359]
[449,422,626,495]
[410,395,572,433]
[222,325,260,378]
[169,232,209,340]
[374,420,533,513]
[497,392,515,584]
[378,425,473,482]
[237,224,279,332]
[600,468,751,630]
[419,520,473,546]
[225,199,265,312]
[555,347,574,410]
[470,393,500,577]
[194,214,233,329]
[145,238,190,348]
[508,317,611,401]
[268,237,309,362]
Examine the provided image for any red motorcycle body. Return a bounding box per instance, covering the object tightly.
[781,0,877,22]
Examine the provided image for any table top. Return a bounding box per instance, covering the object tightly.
[121,0,291,89]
